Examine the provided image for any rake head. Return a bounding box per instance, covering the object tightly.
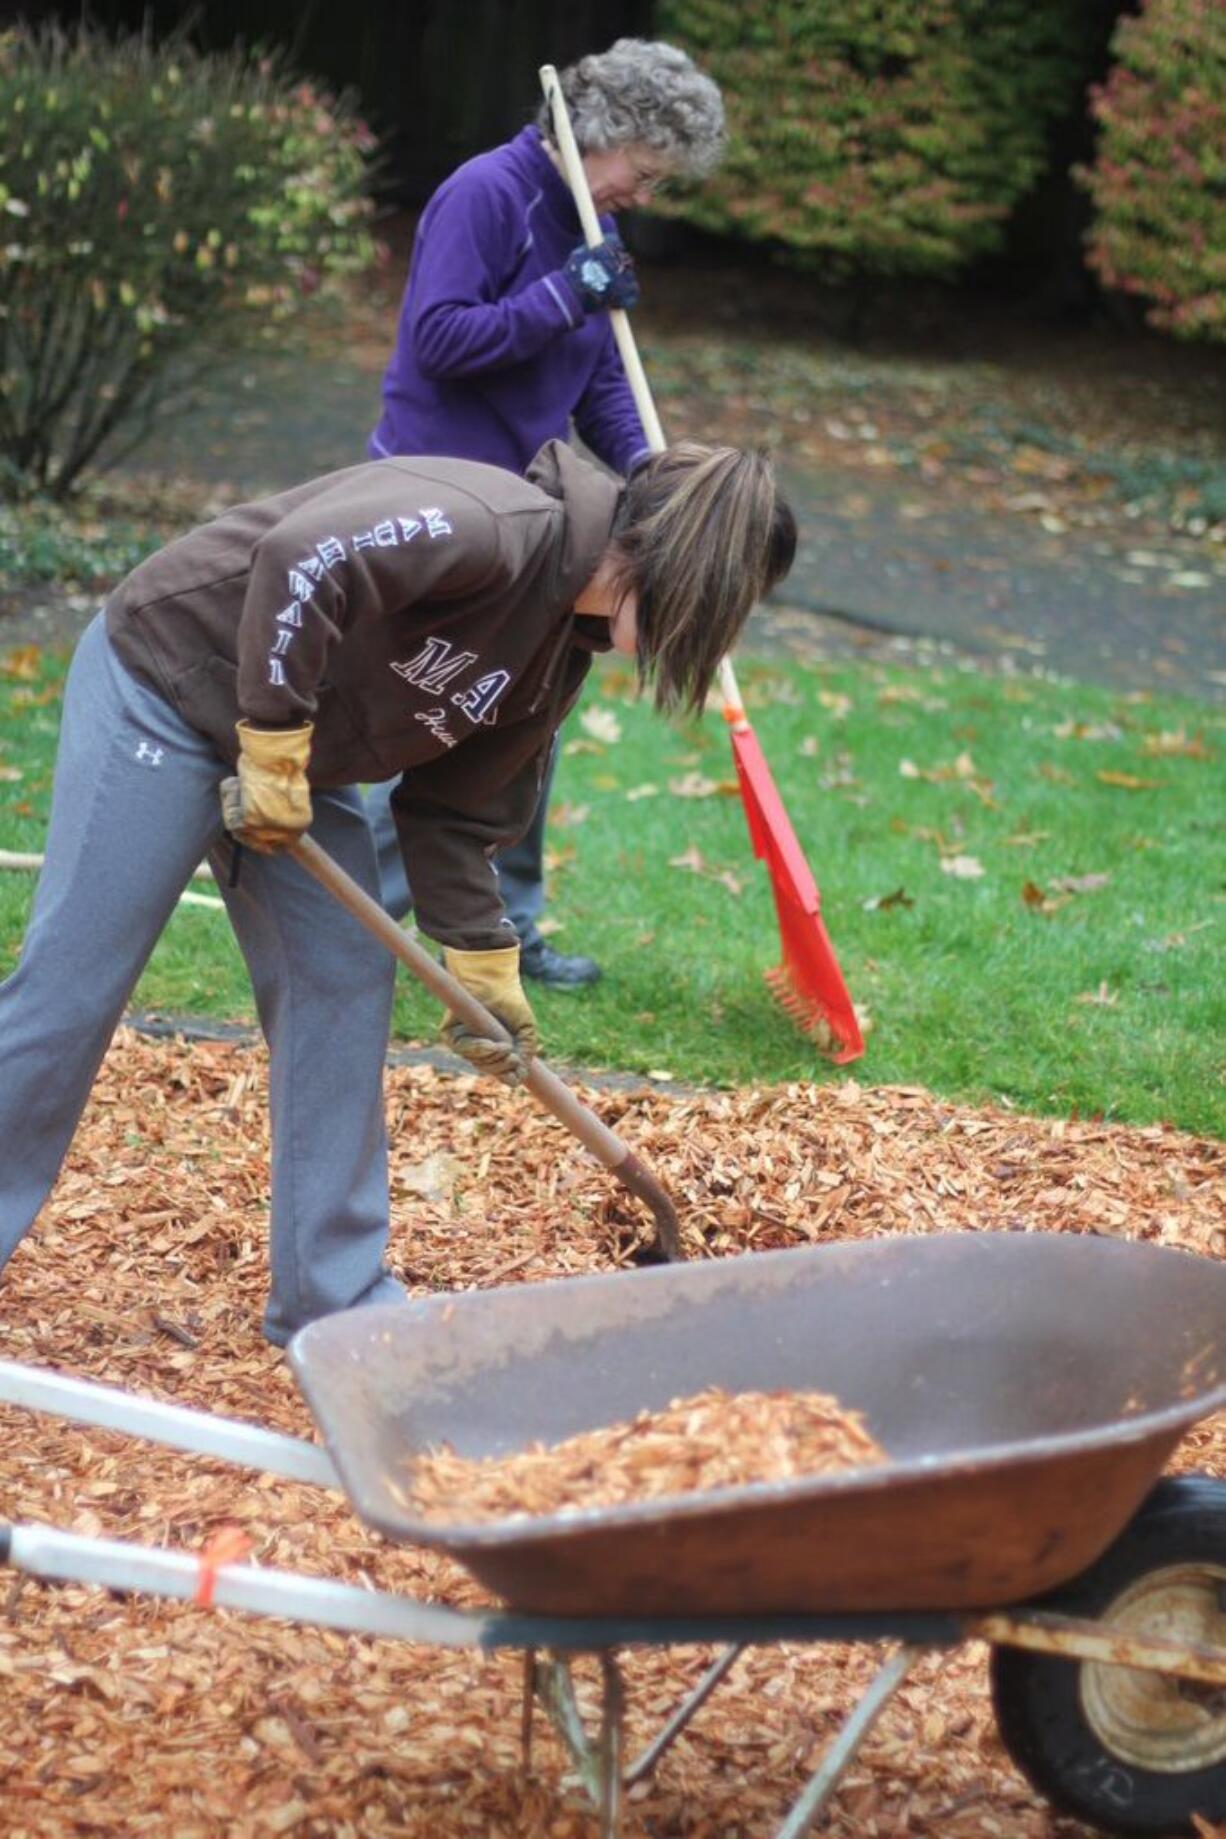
[764,937,863,1066]
[730,721,864,1063]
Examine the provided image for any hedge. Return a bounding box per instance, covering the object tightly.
[1080,0,1226,342]
[654,0,1101,277]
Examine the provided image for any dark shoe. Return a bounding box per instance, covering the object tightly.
[520,939,602,988]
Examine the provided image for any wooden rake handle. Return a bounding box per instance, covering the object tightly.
[538,62,743,721]
[288,835,684,1262]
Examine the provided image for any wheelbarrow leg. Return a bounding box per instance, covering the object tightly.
[520,1648,537,1768]
[597,1652,626,1839]
[527,1651,626,1837]
[775,1645,923,1839]
[625,1643,744,1786]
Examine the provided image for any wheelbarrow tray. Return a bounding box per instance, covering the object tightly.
[290,1232,1226,1618]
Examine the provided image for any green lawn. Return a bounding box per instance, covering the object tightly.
[2,639,1223,1136]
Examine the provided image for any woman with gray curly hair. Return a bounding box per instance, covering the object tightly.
[535,37,725,189]
[365,39,725,991]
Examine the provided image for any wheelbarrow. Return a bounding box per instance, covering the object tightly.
[0,1231,1223,1837]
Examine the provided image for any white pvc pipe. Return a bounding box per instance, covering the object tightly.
[0,850,224,908]
[5,1523,487,1647]
[0,1359,339,1489]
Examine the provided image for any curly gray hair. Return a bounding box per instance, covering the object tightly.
[537,38,726,179]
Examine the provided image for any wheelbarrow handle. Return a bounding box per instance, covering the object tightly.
[288,835,684,1262]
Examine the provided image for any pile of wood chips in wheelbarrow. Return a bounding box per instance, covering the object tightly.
[410,1385,888,1523]
[0,1026,1221,1839]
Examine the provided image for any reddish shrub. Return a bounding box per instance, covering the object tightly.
[1081,0,1226,342]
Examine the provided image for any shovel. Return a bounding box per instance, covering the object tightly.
[287,834,684,1263]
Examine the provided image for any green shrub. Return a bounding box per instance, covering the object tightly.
[655,0,1100,276]
[1080,0,1226,343]
[0,22,373,500]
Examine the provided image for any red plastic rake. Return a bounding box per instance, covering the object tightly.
[721,696,864,1062]
[541,65,864,1062]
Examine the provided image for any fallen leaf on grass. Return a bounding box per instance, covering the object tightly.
[668,772,738,799]
[891,820,969,862]
[1073,982,1119,1008]
[819,752,860,791]
[1140,728,1216,761]
[10,682,63,709]
[1003,827,1050,847]
[579,706,622,744]
[1143,921,1213,954]
[0,645,42,681]
[817,690,852,719]
[625,783,659,801]
[1053,720,1123,742]
[1096,771,1165,790]
[899,752,995,804]
[863,887,914,912]
[1022,880,1070,915]
[561,737,604,758]
[799,736,820,757]
[900,752,978,781]
[668,845,745,897]
[547,802,590,828]
[940,855,985,880]
[1050,872,1111,894]
[597,665,638,698]
[744,675,802,709]
[0,765,22,783]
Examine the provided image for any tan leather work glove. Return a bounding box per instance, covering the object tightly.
[440,945,541,1085]
[219,721,313,853]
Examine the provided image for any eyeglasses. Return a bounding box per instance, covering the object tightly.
[628,156,672,199]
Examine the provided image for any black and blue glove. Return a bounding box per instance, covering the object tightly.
[562,233,640,314]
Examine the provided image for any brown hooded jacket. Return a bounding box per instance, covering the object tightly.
[105,442,619,949]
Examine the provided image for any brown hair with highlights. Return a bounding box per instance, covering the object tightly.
[607,443,797,715]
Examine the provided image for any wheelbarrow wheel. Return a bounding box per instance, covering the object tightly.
[989,1476,1226,1836]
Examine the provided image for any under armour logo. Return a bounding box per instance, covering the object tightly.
[134,742,165,766]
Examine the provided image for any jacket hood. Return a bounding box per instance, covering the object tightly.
[526,438,622,609]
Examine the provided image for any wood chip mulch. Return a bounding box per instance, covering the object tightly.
[0,1028,1221,1838]
[410,1387,888,1525]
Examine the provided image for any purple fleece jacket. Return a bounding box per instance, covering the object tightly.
[369,127,648,477]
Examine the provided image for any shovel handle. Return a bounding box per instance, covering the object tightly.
[288,835,683,1261]
[538,63,742,720]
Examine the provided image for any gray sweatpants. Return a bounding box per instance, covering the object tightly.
[0,614,404,1345]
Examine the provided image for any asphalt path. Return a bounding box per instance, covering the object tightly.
[767,459,1225,701]
[4,347,1222,702]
